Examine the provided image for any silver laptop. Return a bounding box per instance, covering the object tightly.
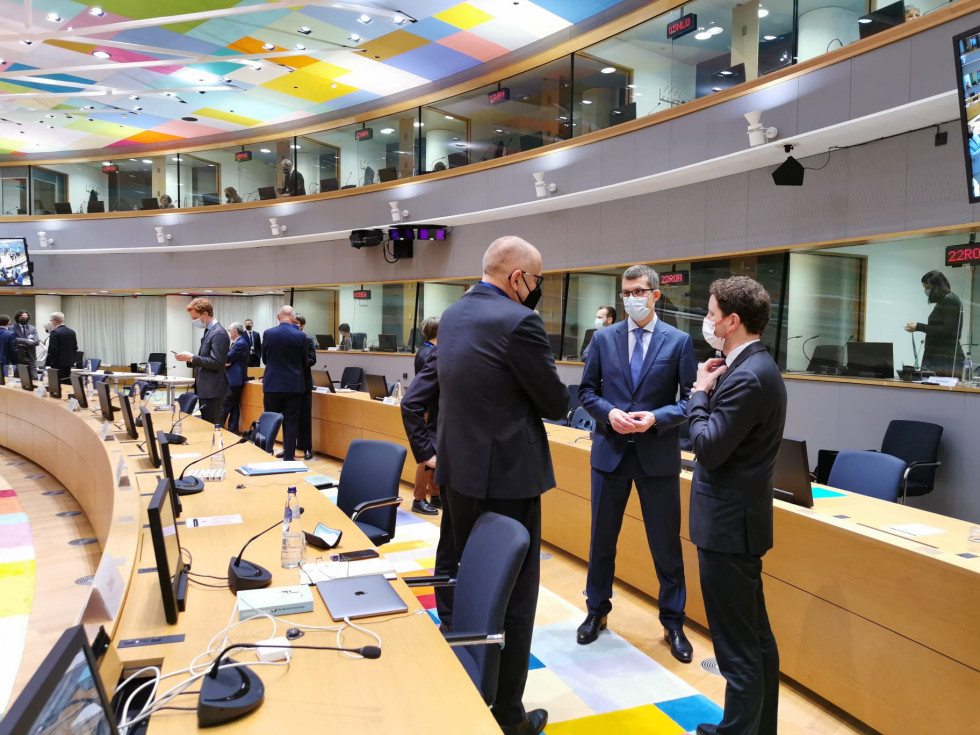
[312,370,335,392]
[316,574,407,620]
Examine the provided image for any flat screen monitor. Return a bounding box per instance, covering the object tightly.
[320,177,339,192]
[87,200,105,213]
[96,379,114,422]
[0,624,118,735]
[845,342,895,379]
[364,373,388,400]
[147,476,187,624]
[140,406,161,468]
[45,367,62,399]
[119,394,138,439]
[609,102,636,125]
[312,370,335,392]
[315,333,336,349]
[772,437,814,508]
[581,328,597,356]
[378,167,398,182]
[350,332,367,350]
[53,201,73,214]
[257,186,277,200]
[858,1,904,40]
[17,363,34,391]
[806,344,842,373]
[157,431,201,497]
[377,333,397,353]
[0,237,32,286]
[141,197,159,210]
[71,373,89,408]
[954,23,980,203]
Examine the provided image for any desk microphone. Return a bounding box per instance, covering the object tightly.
[228,506,304,593]
[179,433,251,484]
[801,334,820,362]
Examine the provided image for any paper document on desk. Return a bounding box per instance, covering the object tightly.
[237,461,308,475]
[171,452,202,459]
[882,523,947,537]
[299,557,397,584]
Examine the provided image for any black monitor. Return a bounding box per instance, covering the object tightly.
[858,1,905,39]
[806,344,842,373]
[147,476,188,624]
[581,328,597,356]
[772,437,814,508]
[17,363,33,391]
[45,367,62,399]
[70,374,89,408]
[53,202,73,214]
[87,200,105,213]
[141,197,159,210]
[609,102,637,125]
[350,332,367,350]
[315,333,336,349]
[96,379,114,422]
[320,177,339,192]
[201,192,219,206]
[119,394,138,440]
[378,333,397,353]
[140,406,161,468]
[0,624,118,735]
[845,342,895,379]
[157,431,203,496]
[954,23,980,203]
[364,373,389,400]
[378,167,398,182]
[257,186,277,200]
[312,370,335,392]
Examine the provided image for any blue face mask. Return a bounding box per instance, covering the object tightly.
[192,318,205,330]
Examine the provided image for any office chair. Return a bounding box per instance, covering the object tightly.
[129,380,152,400]
[252,412,283,454]
[335,440,406,546]
[176,392,198,415]
[88,358,102,372]
[880,420,943,504]
[827,450,906,502]
[73,351,84,369]
[405,513,530,705]
[339,366,364,390]
[569,406,596,432]
[566,384,581,413]
[148,352,167,377]
[351,332,367,350]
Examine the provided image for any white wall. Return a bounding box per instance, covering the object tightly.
[339,286,383,344]
[293,290,337,338]
[420,282,465,319]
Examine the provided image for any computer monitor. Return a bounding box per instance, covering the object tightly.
[312,370,336,392]
[377,333,397,353]
[140,406,161,468]
[609,102,637,125]
[87,200,105,213]
[378,167,398,182]
[364,373,389,400]
[858,1,905,39]
[845,342,895,379]
[351,332,367,350]
[147,476,188,624]
[17,363,33,391]
[772,437,814,508]
[257,186,277,200]
[96,379,114,422]
[53,202,73,214]
[0,624,119,735]
[320,177,339,192]
[119,394,138,440]
[806,344,842,373]
[141,197,159,210]
[201,193,219,206]
[70,374,89,408]
[315,333,336,349]
[581,328,597,356]
[45,367,62,399]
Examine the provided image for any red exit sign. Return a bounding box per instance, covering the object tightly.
[354,128,373,141]
[102,164,118,174]
[667,13,697,39]
[235,150,252,162]
[353,289,372,300]
[488,87,510,105]
[659,271,689,286]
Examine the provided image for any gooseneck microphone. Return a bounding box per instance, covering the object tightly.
[228,507,304,593]
[801,334,820,362]
[178,434,250,483]
[207,642,381,679]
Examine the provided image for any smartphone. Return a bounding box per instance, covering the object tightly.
[330,548,379,562]
[305,523,342,550]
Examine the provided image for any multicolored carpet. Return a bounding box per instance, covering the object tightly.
[0,482,35,718]
[378,507,723,734]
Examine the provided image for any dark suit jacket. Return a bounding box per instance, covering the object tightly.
[580,318,696,476]
[190,320,231,399]
[261,322,309,393]
[688,342,787,555]
[414,342,435,375]
[0,327,16,368]
[402,346,438,463]
[225,335,250,387]
[45,324,78,370]
[435,282,568,499]
[280,170,306,196]
[245,329,262,364]
[13,323,39,363]
[301,332,317,389]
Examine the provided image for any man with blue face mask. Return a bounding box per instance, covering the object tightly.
[577,265,697,664]
[175,297,230,425]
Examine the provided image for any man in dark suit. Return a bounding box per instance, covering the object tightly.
[413,316,439,376]
[0,314,17,377]
[44,312,77,383]
[262,305,309,461]
[175,298,230,425]
[436,236,568,735]
[278,158,306,197]
[244,319,262,367]
[12,310,40,380]
[687,276,787,735]
[220,322,250,432]
[293,313,317,461]
[577,265,697,662]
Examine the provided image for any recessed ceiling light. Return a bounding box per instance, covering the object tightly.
[262,43,276,51]
[247,61,263,70]
[20,40,33,46]
[294,43,306,50]
[129,158,137,161]
[46,113,55,118]
[557,115,568,121]
[260,148,271,153]
[413,121,423,127]
[46,13,62,22]
[758,5,769,17]
[83,104,94,109]
[132,106,142,111]
[708,26,723,35]
[600,66,616,74]
[86,117,94,121]
[857,16,872,23]
[581,100,593,105]
[719,70,733,75]
[357,14,372,24]
[290,144,300,149]
[495,129,504,133]
[348,33,362,42]
[92,50,110,58]
[380,128,394,134]
[763,34,777,40]
[89,6,105,16]
[391,13,409,24]
[171,156,182,161]
[128,95,139,100]
[162,91,175,97]
[694,28,712,40]
[142,159,152,164]
[181,116,198,121]
[712,86,722,92]
[298,26,312,34]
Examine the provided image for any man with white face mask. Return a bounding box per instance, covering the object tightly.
[577,265,697,663]
[581,306,616,361]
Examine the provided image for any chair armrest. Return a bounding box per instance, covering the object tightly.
[350,496,402,522]
[444,632,505,648]
[402,575,455,588]
[903,460,941,481]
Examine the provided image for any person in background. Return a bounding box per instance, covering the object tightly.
[159,194,175,208]
[278,159,306,197]
[905,270,965,378]
[407,316,441,514]
[291,313,317,461]
[224,187,243,204]
[45,312,77,383]
[261,305,309,461]
[581,305,616,361]
[0,314,15,376]
[221,322,250,432]
[338,323,352,350]
[12,310,40,380]
[174,298,230,424]
[243,318,262,367]
[35,321,52,368]
[414,316,439,375]
[687,276,786,735]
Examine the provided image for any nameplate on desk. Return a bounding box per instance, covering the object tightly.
[100,421,113,442]
[171,452,202,460]
[115,454,130,487]
[87,553,126,622]
[66,398,79,412]
[382,396,398,405]
[34,386,46,399]
[314,387,332,394]
[881,523,947,538]
[118,634,186,649]
[184,514,243,528]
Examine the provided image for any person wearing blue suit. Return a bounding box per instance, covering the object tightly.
[261,306,309,461]
[220,322,250,432]
[0,314,16,377]
[577,264,697,663]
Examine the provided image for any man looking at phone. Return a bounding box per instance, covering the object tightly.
[577,265,697,663]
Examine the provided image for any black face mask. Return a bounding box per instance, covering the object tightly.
[282,167,290,175]
[18,318,28,325]
[245,325,252,331]
[519,274,542,311]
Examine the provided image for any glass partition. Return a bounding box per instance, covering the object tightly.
[200,144,278,203]
[334,282,419,351]
[308,110,419,189]
[293,288,341,346]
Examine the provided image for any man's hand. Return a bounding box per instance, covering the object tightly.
[628,411,657,433]
[608,408,636,434]
[174,351,193,362]
[424,454,436,469]
[904,322,917,333]
[694,357,727,393]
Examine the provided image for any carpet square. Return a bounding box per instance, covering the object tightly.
[655,694,724,732]
[544,704,686,734]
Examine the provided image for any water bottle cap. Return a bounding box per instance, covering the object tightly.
[288,486,297,493]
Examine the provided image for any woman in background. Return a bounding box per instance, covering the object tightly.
[224,187,243,204]
[906,270,965,377]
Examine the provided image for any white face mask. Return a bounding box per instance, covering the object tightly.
[594,318,606,330]
[702,315,727,351]
[192,318,205,330]
[623,296,653,323]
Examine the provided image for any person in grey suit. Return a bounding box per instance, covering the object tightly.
[687,276,787,735]
[436,236,568,735]
[175,298,230,425]
[12,310,40,380]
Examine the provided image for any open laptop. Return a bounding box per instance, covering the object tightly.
[364,373,388,400]
[845,342,894,379]
[257,186,278,200]
[377,333,397,353]
[806,344,841,374]
[315,333,336,349]
[316,574,407,620]
[141,197,159,210]
[312,370,335,392]
[772,437,814,508]
[54,202,73,214]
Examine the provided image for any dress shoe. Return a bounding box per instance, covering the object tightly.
[412,500,438,515]
[665,627,693,663]
[303,449,313,460]
[498,708,548,735]
[576,614,607,645]
[428,495,442,509]
[696,724,718,735]
[275,451,284,459]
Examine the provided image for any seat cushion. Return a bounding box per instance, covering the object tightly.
[355,521,389,546]
[452,648,488,703]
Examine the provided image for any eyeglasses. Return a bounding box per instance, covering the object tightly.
[521,271,544,289]
[621,288,654,299]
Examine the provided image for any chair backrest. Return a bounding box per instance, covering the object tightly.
[452,513,530,705]
[73,351,84,368]
[89,358,101,372]
[336,440,406,540]
[176,392,198,415]
[148,353,167,376]
[339,366,364,390]
[880,420,943,491]
[569,406,595,432]
[253,412,283,453]
[566,384,581,412]
[129,380,150,399]
[827,450,906,502]
[351,332,367,350]
[148,361,163,375]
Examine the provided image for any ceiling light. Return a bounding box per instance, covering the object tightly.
[84,105,94,109]
[298,26,312,34]
[142,159,152,164]
[89,6,105,16]
[132,106,142,111]
[259,148,271,153]
[171,156,182,161]
[128,95,139,100]
[391,13,408,24]
[763,34,777,40]
[758,5,769,17]
[712,87,722,92]
[581,100,593,105]
[247,61,262,70]
[413,121,423,127]
[45,113,55,118]
[694,28,712,40]
[357,14,372,24]
[557,115,568,121]
[495,129,504,133]
[857,16,872,23]
[20,40,33,46]
[46,13,62,22]
[129,158,137,161]
[92,50,110,58]
[290,144,300,149]
[444,114,454,120]
[262,43,276,51]
[86,117,94,121]
[294,43,306,50]
[380,128,394,134]
[709,26,724,35]
[627,83,637,89]
[600,66,616,74]
[102,161,111,165]
[348,33,361,42]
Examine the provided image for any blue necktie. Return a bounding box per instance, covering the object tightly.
[630,327,645,387]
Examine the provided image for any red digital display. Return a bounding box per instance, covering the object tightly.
[234,150,252,162]
[945,244,980,266]
[667,13,697,40]
[659,271,689,286]
[102,164,118,174]
[354,128,373,141]
[488,88,510,105]
[352,289,372,300]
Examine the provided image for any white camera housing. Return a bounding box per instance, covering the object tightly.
[389,201,408,222]
[532,171,557,199]
[745,110,778,147]
[154,226,171,244]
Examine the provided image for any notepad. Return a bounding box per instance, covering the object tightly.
[236,461,308,476]
[881,523,947,538]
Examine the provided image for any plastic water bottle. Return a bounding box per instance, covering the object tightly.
[281,487,302,568]
[85,359,92,372]
[210,425,225,470]
[963,352,973,385]
[171,401,181,435]
[394,379,403,404]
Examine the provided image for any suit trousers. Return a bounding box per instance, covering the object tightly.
[297,388,312,451]
[445,486,540,726]
[198,396,224,426]
[586,444,686,628]
[220,384,244,432]
[698,547,779,735]
[431,481,457,630]
[17,357,37,381]
[263,392,302,460]
[57,366,71,383]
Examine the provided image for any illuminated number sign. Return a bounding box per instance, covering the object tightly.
[102,164,118,174]
[667,13,697,40]
[944,244,980,266]
[234,151,252,162]
[488,88,510,105]
[353,289,372,300]
[354,128,374,141]
[659,271,689,286]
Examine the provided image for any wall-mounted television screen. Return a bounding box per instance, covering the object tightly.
[954,24,980,203]
[0,237,32,286]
